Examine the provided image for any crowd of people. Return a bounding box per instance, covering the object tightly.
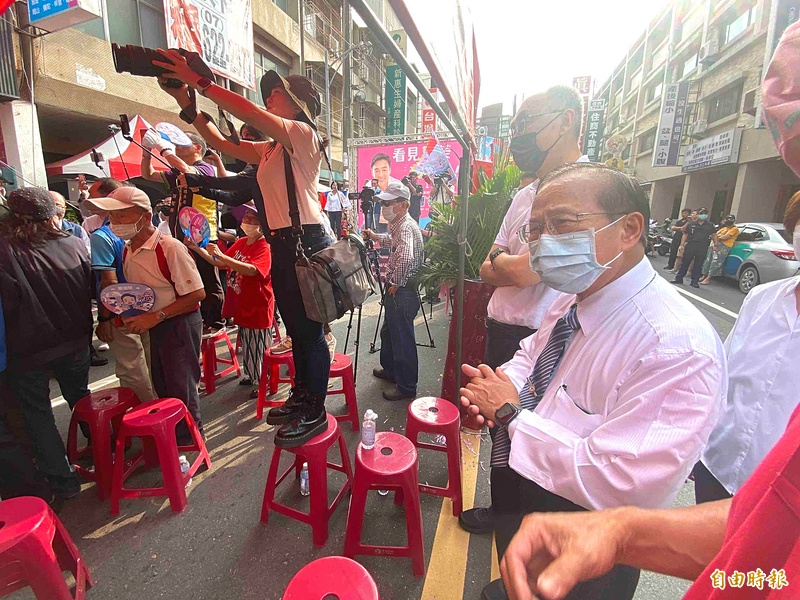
[2,25,800,600]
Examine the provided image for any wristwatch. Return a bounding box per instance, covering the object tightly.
[196,77,214,96]
[157,310,167,322]
[489,247,507,270]
[179,106,198,124]
[495,402,523,429]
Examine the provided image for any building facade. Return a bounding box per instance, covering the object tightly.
[595,0,800,225]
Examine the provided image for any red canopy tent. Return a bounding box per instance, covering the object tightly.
[46,115,171,181]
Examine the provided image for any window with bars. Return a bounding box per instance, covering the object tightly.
[707,84,743,123]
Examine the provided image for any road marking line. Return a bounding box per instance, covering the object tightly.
[50,374,119,409]
[673,286,739,319]
[420,432,480,600]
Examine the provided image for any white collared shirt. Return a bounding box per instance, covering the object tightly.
[504,257,727,510]
[702,277,800,494]
[486,156,589,329]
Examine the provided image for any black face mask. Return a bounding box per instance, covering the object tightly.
[509,111,564,174]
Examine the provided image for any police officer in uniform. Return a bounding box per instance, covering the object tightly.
[672,206,715,288]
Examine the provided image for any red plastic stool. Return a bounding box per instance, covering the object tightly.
[282,556,379,600]
[261,413,353,547]
[0,496,93,599]
[110,397,211,515]
[255,350,296,419]
[201,329,241,395]
[405,397,463,516]
[66,387,140,500]
[344,432,425,577]
[328,353,360,432]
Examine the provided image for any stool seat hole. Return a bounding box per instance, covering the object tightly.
[322,595,340,600]
[148,408,159,414]
[428,407,439,413]
[380,447,393,456]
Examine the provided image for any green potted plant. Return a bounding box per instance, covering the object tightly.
[420,148,522,406]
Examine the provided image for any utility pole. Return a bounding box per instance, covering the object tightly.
[299,0,305,73]
[324,48,332,163]
[343,0,352,183]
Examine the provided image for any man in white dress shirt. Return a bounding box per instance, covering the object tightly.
[460,85,588,537]
[460,163,727,600]
[696,193,800,503]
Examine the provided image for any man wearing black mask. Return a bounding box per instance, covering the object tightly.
[673,207,715,288]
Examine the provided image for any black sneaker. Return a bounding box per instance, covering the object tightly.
[690,282,700,289]
[481,579,508,600]
[458,506,495,534]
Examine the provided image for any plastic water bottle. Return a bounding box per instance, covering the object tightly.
[179,455,192,488]
[300,462,310,496]
[361,409,377,450]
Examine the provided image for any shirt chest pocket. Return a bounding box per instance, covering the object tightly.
[546,386,604,438]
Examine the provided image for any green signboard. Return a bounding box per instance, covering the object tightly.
[386,65,407,135]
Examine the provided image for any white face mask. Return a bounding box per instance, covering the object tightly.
[241,223,261,238]
[528,215,626,294]
[794,223,800,263]
[381,204,397,222]
[110,214,145,241]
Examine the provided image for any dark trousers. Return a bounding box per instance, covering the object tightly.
[495,478,641,600]
[675,241,707,285]
[268,231,332,396]
[694,461,733,504]
[7,346,90,486]
[328,210,342,239]
[667,237,682,269]
[149,309,203,441]
[380,287,420,394]
[194,252,225,329]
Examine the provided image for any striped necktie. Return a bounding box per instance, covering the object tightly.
[490,304,581,468]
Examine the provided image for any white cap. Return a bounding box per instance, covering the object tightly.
[364,409,377,420]
[84,186,152,212]
[378,180,411,202]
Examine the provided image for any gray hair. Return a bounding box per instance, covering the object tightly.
[541,85,584,139]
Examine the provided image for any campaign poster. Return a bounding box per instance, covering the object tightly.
[355,140,463,230]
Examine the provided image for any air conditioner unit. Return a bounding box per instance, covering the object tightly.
[698,38,720,64]
[691,119,708,136]
[743,88,759,116]
[332,118,342,137]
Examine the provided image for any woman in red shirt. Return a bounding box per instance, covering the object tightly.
[186,207,274,397]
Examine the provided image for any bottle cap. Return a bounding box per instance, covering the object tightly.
[365,409,377,420]
[302,462,308,469]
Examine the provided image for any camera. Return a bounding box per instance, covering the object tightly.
[358,184,376,213]
[111,44,216,89]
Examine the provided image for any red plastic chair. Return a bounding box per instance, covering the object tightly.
[328,353,360,432]
[405,397,463,516]
[261,413,353,547]
[282,556,379,600]
[344,432,425,577]
[66,387,140,500]
[201,329,241,395]
[0,496,93,599]
[255,350,296,419]
[110,397,211,515]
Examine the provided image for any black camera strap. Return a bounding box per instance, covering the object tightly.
[283,147,306,259]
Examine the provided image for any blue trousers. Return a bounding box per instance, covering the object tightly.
[380,287,419,394]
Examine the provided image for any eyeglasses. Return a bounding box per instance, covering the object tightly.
[517,212,627,243]
[379,198,403,207]
[510,110,563,137]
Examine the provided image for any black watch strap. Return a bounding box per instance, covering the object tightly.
[496,403,523,429]
[180,106,198,125]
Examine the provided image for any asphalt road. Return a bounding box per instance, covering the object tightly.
[13,254,750,600]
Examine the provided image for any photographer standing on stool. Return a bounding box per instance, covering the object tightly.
[363,181,424,401]
[402,170,424,223]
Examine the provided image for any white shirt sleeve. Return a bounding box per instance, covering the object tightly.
[507,348,724,510]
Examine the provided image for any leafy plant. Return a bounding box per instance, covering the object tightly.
[420,151,521,291]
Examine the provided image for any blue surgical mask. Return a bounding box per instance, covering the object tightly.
[528,215,626,294]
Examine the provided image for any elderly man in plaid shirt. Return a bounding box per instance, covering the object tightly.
[363,180,425,401]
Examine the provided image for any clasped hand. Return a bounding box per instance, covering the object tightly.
[459,364,519,428]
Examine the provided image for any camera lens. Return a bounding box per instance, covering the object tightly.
[111,43,172,78]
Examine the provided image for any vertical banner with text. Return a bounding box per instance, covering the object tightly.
[652,82,690,167]
[386,64,407,135]
[422,87,438,133]
[583,99,606,161]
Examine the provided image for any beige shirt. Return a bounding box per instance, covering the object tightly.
[254,120,323,230]
[122,229,203,312]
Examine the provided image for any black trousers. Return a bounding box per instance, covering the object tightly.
[327,211,342,239]
[693,461,733,504]
[667,236,682,269]
[495,478,641,600]
[675,241,707,285]
[193,252,225,329]
[149,309,203,441]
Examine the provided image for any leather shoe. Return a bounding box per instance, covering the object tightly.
[372,367,396,383]
[382,387,416,401]
[671,279,683,285]
[481,579,508,600]
[267,386,307,425]
[275,394,328,448]
[690,282,700,288]
[458,506,495,534]
[90,347,108,367]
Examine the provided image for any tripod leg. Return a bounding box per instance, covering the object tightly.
[354,304,362,384]
[344,309,355,353]
[417,289,435,348]
[369,251,385,354]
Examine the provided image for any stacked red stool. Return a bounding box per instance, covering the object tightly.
[282,556,379,600]
[344,432,425,577]
[405,397,463,516]
[261,413,352,547]
[256,350,296,419]
[66,387,140,500]
[0,496,93,599]
[327,353,360,431]
[201,329,241,395]
[110,397,211,515]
